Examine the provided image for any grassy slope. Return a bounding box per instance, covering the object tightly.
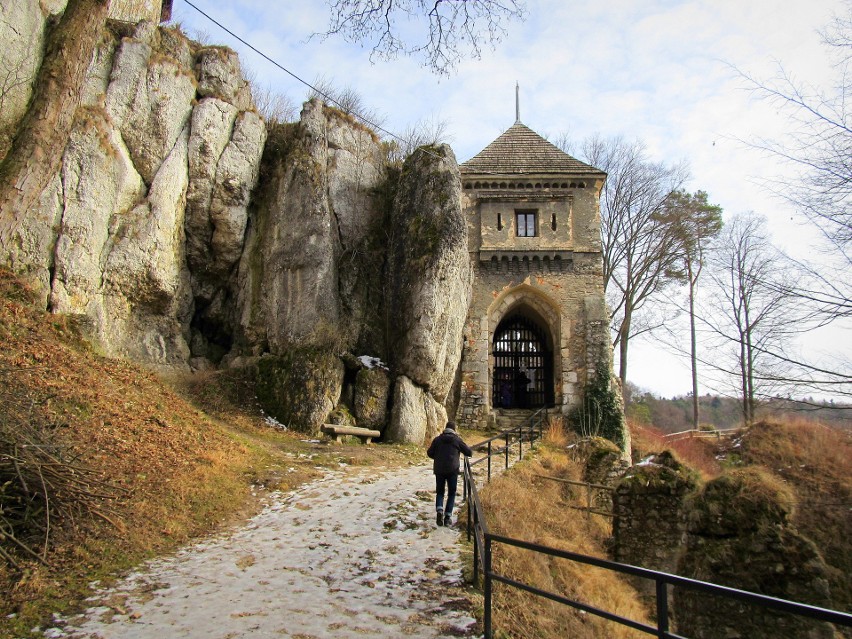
[0,271,418,638]
[632,416,851,611]
[736,420,852,612]
[476,417,851,639]
[476,434,650,639]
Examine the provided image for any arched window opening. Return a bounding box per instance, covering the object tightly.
[492,314,554,409]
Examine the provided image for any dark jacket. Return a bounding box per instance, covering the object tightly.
[427,429,473,475]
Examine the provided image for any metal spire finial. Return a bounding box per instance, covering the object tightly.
[515,82,521,124]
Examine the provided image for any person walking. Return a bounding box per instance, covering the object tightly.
[426,421,473,527]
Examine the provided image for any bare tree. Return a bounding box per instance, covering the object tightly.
[739,3,851,299]
[662,190,723,428]
[384,115,452,166]
[703,213,804,424]
[253,86,297,125]
[733,4,852,402]
[317,0,526,75]
[578,135,689,387]
[307,76,387,129]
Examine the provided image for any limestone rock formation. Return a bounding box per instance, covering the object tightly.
[196,46,253,111]
[353,366,391,429]
[386,376,448,445]
[2,3,478,439]
[255,349,345,435]
[234,100,386,356]
[386,144,471,400]
[105,31,196,185]
[0,0,57,161]
[5,16,265,367]
[383,144,471,443]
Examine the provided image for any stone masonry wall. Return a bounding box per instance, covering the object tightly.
[456,254,608,429]
[611,452,698,598]
[456,174,611,430]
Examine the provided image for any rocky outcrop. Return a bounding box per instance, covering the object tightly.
[255,349,345,435]
[234,100,386,356]
[353,367,391,429]
[386,376,448,445]
[195,46,253,110]
[6,18,265,367]
[2,4,477,440]
[611,451,698,598]
[0,1,53,161]
[674,469,834,639]
[104,29,196,185]
[386,145,470,399]
[383,145,470,443]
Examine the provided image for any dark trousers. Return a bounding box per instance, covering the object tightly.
[435,472,458,516]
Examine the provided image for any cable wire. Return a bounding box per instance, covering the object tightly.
[181,0,421,151]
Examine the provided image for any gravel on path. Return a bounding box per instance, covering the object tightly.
[41,464,480,639]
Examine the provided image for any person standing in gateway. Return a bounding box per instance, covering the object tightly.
[427,421,473,527]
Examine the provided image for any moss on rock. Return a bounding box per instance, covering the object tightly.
[353,366,390,430]
[674,468,833,639]
[618,450,698,493]
[255,347,344,435]
[686,467,794,537]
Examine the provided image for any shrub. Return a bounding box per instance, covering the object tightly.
[570,365,626,451]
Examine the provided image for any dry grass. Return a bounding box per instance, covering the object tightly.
[629,418,723,478]
[0,271,264,635]
[0,270,420,638]
[477,446,651,639]
[736,419,852,611]
[543,415,568,447]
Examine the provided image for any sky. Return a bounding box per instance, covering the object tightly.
[172,0,849,400]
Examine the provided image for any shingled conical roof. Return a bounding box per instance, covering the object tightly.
[461,122,604,176]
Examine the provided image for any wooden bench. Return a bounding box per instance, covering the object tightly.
[321,424,381,444]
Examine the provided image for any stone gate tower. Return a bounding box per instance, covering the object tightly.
[455,113,614,429]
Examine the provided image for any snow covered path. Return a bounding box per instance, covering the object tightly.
[45,464,479,639]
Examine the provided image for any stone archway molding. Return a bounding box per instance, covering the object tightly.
[486,283,565,412]
[487,283,562,345]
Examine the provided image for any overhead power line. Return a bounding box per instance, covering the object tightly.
[179,1,571,177]
[181,0,415,150]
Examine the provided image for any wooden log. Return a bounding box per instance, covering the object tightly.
[321,425,381,443]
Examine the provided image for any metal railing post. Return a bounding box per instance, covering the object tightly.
[484,536,493,639]
[656,578,669,638]
[504,433,510,470]
[472,504,480,588]
[487,440,492,481]
[518,424,523,459]
[465,468,472,543]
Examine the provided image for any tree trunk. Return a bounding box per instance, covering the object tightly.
[688,262,699,429]
[0,0,109,262]
[738,330,749,425]
[745,327,755,425]
[618,310,631,388]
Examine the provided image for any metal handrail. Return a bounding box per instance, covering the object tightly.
[466,406,548,482]
[461,411,852,639]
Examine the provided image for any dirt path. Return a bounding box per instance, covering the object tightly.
[43,464,479,639]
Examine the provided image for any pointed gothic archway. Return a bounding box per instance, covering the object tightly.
[491,311,555,409]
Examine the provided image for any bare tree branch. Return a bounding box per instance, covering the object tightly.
[316,0,526,75]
